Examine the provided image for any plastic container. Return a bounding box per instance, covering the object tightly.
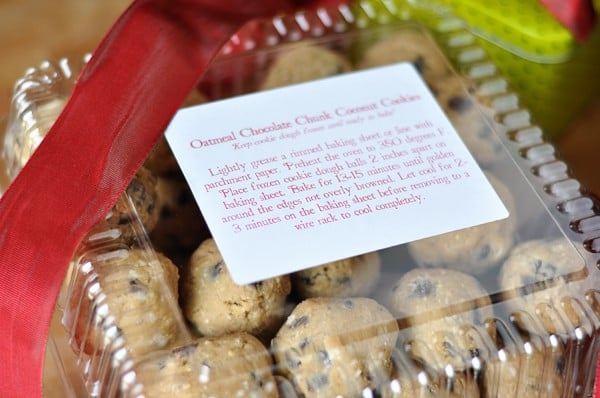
[361,0,600,140]
[2,2,600,397]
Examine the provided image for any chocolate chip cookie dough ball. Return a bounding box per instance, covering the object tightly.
[132,332,278,398]
[291,252,381,299]
[407,172,516,275]
[181,239,291,341]
[386,268,494,371]
[483,345,563,398]
[143,90,208,177]
[150,177,210,266]
[260,44,353,90]
[430,75,505,167]
[357,29,450,84]
[498,238,584,334]
[272,297,399,398]
[70,248,181,357]
[109,166,160,236]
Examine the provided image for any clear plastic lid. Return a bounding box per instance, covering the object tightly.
[2,2,599,397]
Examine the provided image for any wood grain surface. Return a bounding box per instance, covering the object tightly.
[0,1,598,396]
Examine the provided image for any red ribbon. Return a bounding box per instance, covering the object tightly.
[0,0,308,396]
[538,0,597,41]
[596,353,600,398]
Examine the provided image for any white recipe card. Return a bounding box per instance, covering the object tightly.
[165,63,508,284]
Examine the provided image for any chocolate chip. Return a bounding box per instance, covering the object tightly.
[532,259,557,280]
[284,352,301,369]
[410,278,436,297]
[469,348,481,358]
[318,350,332,367]
[252,281,264,289]
[307,374,329,391]
[289,315,309,329]
[478,244,491,260]
[250,371,265,387]
[299,338,310,351]
[128,279,145,294]
[177,190,191,206]
[545,263,557,278]
[447,95,473,113]
[160,206,173,218]
[172,343,198,356]
[302,276,315,286]
[209,261,224,279]
[343,299,354,309]
[477,125,493,139]
[442,340,458,357]
[533,259,543,273]
[413,55,426,73]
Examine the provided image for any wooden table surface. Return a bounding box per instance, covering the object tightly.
[0,0,598,396]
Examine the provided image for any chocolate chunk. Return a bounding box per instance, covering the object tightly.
[447,95,473,113]
[172,343,198,356]
[318,350,332,367]
[284,352,301,369]
[208,261,224,279]
[478,244,491,260]
[128,279,145,294]
[289,315,309,329]
[410,278,436,297]
[413,55,426,73]
[302,276,316,286]
[299,338,310,351]
[160,206,173,218]
[307,374,329,391]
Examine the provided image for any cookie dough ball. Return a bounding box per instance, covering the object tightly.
[498,238,584,334]
[483,346,563,398]
[358,29,449,84]
[407,173,516,275]
[260,45,353,90]
[181,239,291,341]
[386,268,494,371]
[108,166,160,237]
[150,177,210,266]
[430,75,505,167]
[143,136,180,177]
[272,297,399,398]
[143,90,208,177]
[70,248,181,357]
[291,252,381,299]
[132,332,278,398]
